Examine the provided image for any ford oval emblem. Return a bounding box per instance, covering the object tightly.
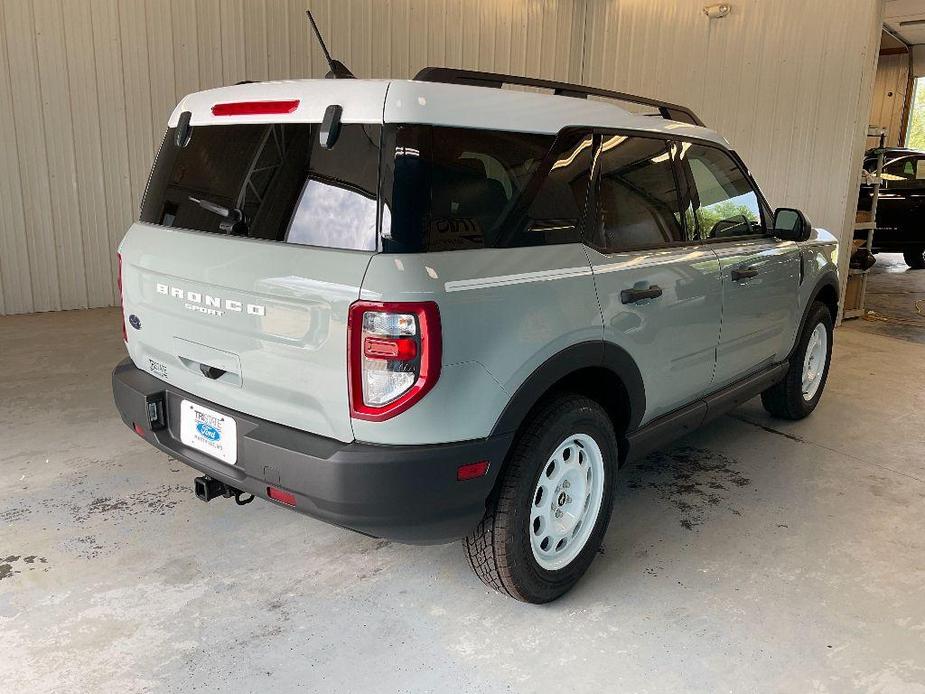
[196,422,221,441]
[129,314,142,330]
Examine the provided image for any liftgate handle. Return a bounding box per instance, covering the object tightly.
[199,364,227,380]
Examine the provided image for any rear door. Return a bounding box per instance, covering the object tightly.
[676,142,800,387]
[585,134,723,423]
[121,119,383,443]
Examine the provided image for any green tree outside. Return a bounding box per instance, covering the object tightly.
[907,79,925,150]
[694,200,758,239]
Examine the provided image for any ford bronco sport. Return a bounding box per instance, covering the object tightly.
[112,68,839,603]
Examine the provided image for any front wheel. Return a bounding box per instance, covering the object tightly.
[463,394,617,603]
[903,247,925,269]
[761,301,833,420]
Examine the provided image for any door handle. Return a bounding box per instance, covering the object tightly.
[731,267,758,281]
[621,285,663,304]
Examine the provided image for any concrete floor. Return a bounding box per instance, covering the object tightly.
[849,252,925,345]
[1,308,924,693]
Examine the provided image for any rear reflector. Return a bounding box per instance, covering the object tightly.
[211,100,299,116]
[363,336,418,360]
[267,486,296,506]
[132,423,144,437]
[457,460,490,481]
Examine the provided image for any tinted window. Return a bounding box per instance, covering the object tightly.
[881,155,925,183]
[380,126,590,252]
[678,143,763,240]
[141,123,381,250]
[521,134,595,246]
[591,135,684,252]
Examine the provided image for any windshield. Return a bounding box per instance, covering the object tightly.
[140,122,381,251]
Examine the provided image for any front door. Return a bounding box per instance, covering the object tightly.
[675,142,800,387]
[585,134,723,424]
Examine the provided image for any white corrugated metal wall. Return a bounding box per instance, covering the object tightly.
[0,0,883,315]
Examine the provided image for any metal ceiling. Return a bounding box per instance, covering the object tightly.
[884,0,925,46]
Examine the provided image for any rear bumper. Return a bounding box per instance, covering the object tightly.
[112,359,512,544]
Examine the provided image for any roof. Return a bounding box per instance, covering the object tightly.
[168,78,729,148]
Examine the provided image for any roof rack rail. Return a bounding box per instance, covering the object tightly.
[413,67,704,127]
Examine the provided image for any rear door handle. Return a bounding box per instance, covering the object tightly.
[621,285,663,304]
[731,267,758,281]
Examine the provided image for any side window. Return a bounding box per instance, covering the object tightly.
[422,127,551,251]
[678,144,765,240]
[881,156,925,184]
[591,135,684,252]
[914,157,925,182]
[380,126,592,252]
[882,157,914,180]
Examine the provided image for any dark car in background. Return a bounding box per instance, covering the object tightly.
[857,147,925,269]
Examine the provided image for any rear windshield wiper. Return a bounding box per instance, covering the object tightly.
[188,196,248,235]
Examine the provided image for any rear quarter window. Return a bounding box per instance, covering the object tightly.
[379,126,593,252]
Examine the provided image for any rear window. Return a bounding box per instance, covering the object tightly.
[379,126,593,252]
[140,123,381,251]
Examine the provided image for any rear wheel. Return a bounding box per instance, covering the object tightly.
[903,247,925,269]
[761,301,833,420]
[463,394,617,603]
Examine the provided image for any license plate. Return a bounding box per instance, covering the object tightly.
[179,399,237,465]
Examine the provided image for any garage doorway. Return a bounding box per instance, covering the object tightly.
[845,24,925,342]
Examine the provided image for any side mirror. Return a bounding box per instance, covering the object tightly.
[773,207,810,242]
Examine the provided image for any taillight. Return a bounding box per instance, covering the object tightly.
[348,301,441,421]
[118,253,127,342]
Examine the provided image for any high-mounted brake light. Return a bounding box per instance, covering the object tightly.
[348,301,441,421]
[118,253,127,342]
[211,100,300,116]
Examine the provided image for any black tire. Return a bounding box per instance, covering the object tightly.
[761,301,833,420]
[463,394,617,603]
[903,248,925,269]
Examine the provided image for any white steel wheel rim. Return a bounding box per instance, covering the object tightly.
[529,433,605,571]
[801,323,827,401]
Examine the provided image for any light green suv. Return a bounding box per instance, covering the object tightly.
[112,69,839,603]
